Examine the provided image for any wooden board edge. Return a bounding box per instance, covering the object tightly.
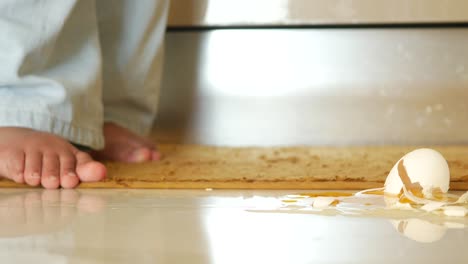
[75,181,383,189]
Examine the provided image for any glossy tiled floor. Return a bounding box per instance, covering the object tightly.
[0,188,466,264]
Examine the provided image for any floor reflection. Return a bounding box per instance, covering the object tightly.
[0,189,105,237]
[0,189,466,263]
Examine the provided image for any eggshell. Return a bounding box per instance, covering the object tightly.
[382,195,416,211]
[312,197,337,209]
[421,202,445,212]
[384,148,450,195]
[456,191,468,204]
[443,206,468,217]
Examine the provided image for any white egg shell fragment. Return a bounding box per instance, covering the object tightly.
[312,197,338,209]
[443,206,468,217]
[384,148,450,195]
[421,202,446,212]
[456,191,468,203]
[383,194,414,210]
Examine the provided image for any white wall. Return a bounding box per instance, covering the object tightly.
[168,0,468,26]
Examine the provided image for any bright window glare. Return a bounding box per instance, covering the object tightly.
[203,30,335,97]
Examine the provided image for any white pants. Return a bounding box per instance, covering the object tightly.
[0,0,169,149]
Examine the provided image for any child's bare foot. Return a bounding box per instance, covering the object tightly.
[91,122,161,163]
[0,127,106,189]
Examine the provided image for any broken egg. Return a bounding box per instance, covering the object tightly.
[382,148,468,216]
[277,148,467,218]
[384,148,449,196]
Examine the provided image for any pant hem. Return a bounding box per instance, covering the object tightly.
[0,109,104,149]
[104,113,153,137]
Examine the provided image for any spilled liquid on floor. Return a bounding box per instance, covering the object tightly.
[248,189,468,244]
